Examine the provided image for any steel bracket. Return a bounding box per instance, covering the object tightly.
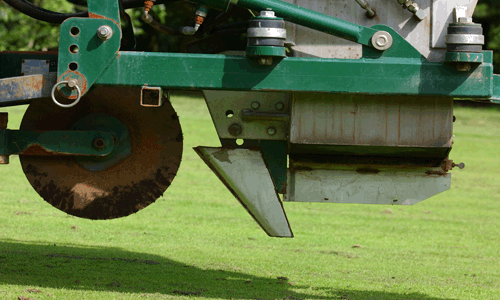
[57,11,121,98]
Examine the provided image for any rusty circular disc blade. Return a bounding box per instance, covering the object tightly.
[20,86,183,219]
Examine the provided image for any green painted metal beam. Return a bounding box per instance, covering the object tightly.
[94,51,494,99]
[491,74,500,104]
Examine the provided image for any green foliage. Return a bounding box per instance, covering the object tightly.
[0,0,76,51]
[474,1,500,73]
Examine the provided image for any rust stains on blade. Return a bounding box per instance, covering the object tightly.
[19,86,183,219]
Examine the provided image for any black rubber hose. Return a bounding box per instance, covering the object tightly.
[3,0,169,24]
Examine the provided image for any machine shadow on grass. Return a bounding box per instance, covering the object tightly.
[0,239,456,300]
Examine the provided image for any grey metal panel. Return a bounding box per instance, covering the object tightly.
[194,147,293,237]
[285,167,451,205]
[21,59,50,75]
[282,0,477,61]
[431,0,479,48]
[203,90,291,140]
[290,93,453,147]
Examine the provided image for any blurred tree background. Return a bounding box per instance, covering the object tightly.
[0,0,499,72]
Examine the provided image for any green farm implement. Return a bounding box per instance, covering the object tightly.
[1,0,498,237]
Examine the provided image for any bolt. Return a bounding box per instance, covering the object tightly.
[67,79,78,89]
[260,9,275,18]
[453,162,465,169]
[93,138,106,149]
[372,31,393,50]
[275,102,284,110]
[97,25,113,40]
[458,17,473,23]
[258,57,273,66]
[251,101,260,110]
[267,127,276,136]
[228,123,243,136]
[456,62,471,72]
[376,36,388,47]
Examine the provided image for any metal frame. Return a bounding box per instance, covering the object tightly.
[48,0,499,101]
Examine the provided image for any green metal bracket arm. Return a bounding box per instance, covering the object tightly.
[206,0,379,47]
[0,130,115,156]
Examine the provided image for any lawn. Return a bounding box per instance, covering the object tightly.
[0,96,499,300]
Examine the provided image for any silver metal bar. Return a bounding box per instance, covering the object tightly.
[241,109,290,122]
[0,73,57,106]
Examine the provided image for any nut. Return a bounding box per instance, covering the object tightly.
[251,101,260,110]
[275,102,284,110]
[407,2,419,13]
[456,62,471,72]
[260,10,275,18]
[414,9,426,20]
[458,17,473,23]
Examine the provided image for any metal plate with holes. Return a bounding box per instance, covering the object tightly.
[203,91,290,140]
[21,59,50,75]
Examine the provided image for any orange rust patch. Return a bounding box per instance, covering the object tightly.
[88,12,120,27]
[58,70,88,99]
[21,144,57,156]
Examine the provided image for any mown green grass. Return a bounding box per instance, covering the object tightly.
[0,97,499,300]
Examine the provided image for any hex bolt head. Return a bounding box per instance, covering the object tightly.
[260,9,275,18]
[275,102,284,110]
[267,127,276,136]
[228,123,243,136]
[251,101,260,110]
[97,25,113,40]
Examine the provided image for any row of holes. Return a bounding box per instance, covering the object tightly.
[69,27,80,71]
